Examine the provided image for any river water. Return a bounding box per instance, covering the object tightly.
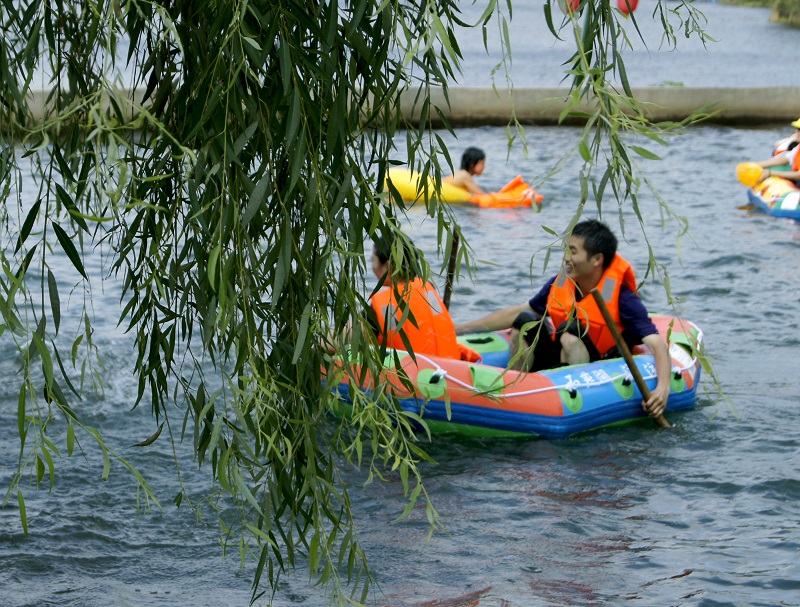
[2,4,800,607]
[452,1,800,88]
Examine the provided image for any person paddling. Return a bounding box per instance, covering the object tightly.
[453,220,671,420]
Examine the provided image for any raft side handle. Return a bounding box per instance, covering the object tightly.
[429,369,446,384]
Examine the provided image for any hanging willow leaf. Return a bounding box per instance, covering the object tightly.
[15,199,41,253]
[131,423,164,447]
[51,223,87,280]
[47,269,61,334]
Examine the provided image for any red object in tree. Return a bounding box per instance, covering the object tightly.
[618,0,639,14]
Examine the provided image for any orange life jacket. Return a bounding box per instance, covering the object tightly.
[546,254,638,358]
[370,278,479,361]
[793,147,800,171]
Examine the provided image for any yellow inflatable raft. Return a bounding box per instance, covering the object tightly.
[386,168,543,209]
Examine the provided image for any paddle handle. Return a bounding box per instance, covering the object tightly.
[590,288,670,429]
[442,232,459,310]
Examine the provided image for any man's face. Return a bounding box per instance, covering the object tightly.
[564,235,601,280]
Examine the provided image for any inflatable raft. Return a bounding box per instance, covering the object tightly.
[386,168,543,209]
[746,174,800,220]
[330,315,703,439]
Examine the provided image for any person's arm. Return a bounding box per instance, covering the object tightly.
[460,173,486,196]
[455,278,552,335]
[640,333,671,419]
[619,288,671,417]
[757,149,799,182]
[320,305,379,353]
[757,155,789,168]
[448,170,485,195]
[454,301,534,335]
[760,166,800,182]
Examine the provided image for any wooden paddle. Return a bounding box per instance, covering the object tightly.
[442,231,459,310]
[590,288,670,429]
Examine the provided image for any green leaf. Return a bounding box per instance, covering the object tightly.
[101,444,111,481]
[131,423,164,447]
[51,223,87,279]
[55,184,89,232]
[242,36,261,51]
[208,245,221,292]
[18,491,28,537]
[631,145,662,161]
[17,383,26,445]
[232,468,263,515]
[32,333,54,387]
[47,269,61,334]
[578,139,592,162]
[15,199,41,253]
[292,301,312,364]
[243,173,269,226]
[67,419,75,456]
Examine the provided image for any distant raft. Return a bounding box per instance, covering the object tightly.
[746,173,800,220]
[386,168,543,209]
[328,315,703,439]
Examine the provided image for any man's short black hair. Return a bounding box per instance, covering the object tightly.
[571,220,617,269]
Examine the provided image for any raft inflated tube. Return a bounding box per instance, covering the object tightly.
[385,168,472,203]
[328,315,703,439]
[749,176,800,216]
[386,168,543,208]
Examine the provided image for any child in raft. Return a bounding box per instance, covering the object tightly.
[444,147,486,195]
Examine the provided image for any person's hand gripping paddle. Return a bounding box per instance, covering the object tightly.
[590,288,670,429]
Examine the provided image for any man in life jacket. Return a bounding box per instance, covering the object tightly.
[454,220,671,419]
[365,235,480,361]
[753,117,800,185]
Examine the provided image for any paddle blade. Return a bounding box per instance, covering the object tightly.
[736,162,764,187]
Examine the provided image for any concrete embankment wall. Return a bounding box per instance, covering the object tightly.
[400,87,800,126]
[17,86,800,128]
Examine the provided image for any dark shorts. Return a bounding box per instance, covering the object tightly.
[512,311,638,372]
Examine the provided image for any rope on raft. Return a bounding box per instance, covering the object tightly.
[412,352,700,400]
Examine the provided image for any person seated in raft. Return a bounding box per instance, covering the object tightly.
[325,234,480,362]
[443,147,486,195]
[753,118,800,185]
[453,219,671,419]
[773,117,800,155]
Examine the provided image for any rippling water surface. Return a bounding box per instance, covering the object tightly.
[3,5,800,607]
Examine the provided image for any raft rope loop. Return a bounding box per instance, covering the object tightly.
[410,353,698,400]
